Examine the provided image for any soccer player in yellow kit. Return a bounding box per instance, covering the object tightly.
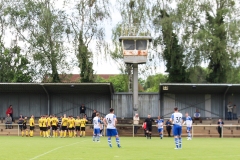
[75,116,81,137]
[29,115,35,137]
[68,116,75,138]
[22,117,28,137]
[42,115,49,138]
[72,116,76,137]
[61,114,68,138]
[51,115,58,137]
[80,116,88,137]
[38,116,43,137]
[47,115,52,137]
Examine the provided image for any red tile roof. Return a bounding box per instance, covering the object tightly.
[43,74,118,83]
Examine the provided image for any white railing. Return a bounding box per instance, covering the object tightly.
[1,124,239,138]
[113,124,240,138]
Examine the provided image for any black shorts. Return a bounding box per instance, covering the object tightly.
[23,126,27,130]
[76,126,80,131]
[48,126,50,130]
[40,127,43,131]
[81,127,85,131]
[146,126,152,132]
[42,127,47,131]
[70,127,75,131]
[52,125,57,131]
[30,126,34,130]
[61,126,67,131]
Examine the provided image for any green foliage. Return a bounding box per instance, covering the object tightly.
[193,0,239,83]
[78,32,94,83]
[144,74,167,92]
[155,10,190,83]
[188,66,208,83]
[6,0,69,82]
[66,0,111,83]
[226,67,240,83]
[95,75,128,92]
[0,46,32,82]
[205,7,229,83]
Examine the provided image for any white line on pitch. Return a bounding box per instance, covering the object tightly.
[29,140,87,160]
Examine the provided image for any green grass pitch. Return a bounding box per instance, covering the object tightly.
[0,136,239,160]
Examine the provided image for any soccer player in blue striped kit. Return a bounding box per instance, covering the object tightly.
[155,116,164,139]
[170,107,183,149]
[92,113,101,142]
[183,112,192,140]
[103,108,121,148]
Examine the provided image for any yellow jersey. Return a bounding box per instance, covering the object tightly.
[38,118,43,127]
[51,117,58,126]
[29,118,34,126]
[62,118,68,126]
[68,118,75,128]
[71,118,75,127]
[80,118,88,127]
[42,118,47,127]
[75,119,81,127]
[47,117,52,126]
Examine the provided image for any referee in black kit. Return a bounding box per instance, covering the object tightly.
[144,114,155,139]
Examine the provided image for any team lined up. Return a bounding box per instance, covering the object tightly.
[21,114,91,138]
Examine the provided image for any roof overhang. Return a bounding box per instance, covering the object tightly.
[159,83,240,94]
[0,83,114,94]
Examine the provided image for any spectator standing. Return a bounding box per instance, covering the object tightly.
[232,105,237,120]
[217,119,224,138]
[165,119,172,137]
[6,105,13,121]
[193,109,202,123]
[80,104,86,117]
[227,102,233,120]
[133,113,140,135]
[5,114,12,129]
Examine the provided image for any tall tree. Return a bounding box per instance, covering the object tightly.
[0,46,33,82]
[195,0,239,83]
[6,0,69,82]
[153,9,190,82]
[64,0,111,82]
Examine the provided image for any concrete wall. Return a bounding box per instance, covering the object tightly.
[162,93,228,119]
[1,92,234,119]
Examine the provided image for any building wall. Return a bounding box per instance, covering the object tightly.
[0,93,47,118]
[1,92,234,119]
[112,93,159,118]
[162,93,224,119]
[50,93,110,117]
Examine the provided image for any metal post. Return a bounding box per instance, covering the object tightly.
[223,86,231,119]
[192,125,194,139]
[133,63,138,115]
[41,84,50,115]
[133,124,134,137]
[222,126,223,138]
